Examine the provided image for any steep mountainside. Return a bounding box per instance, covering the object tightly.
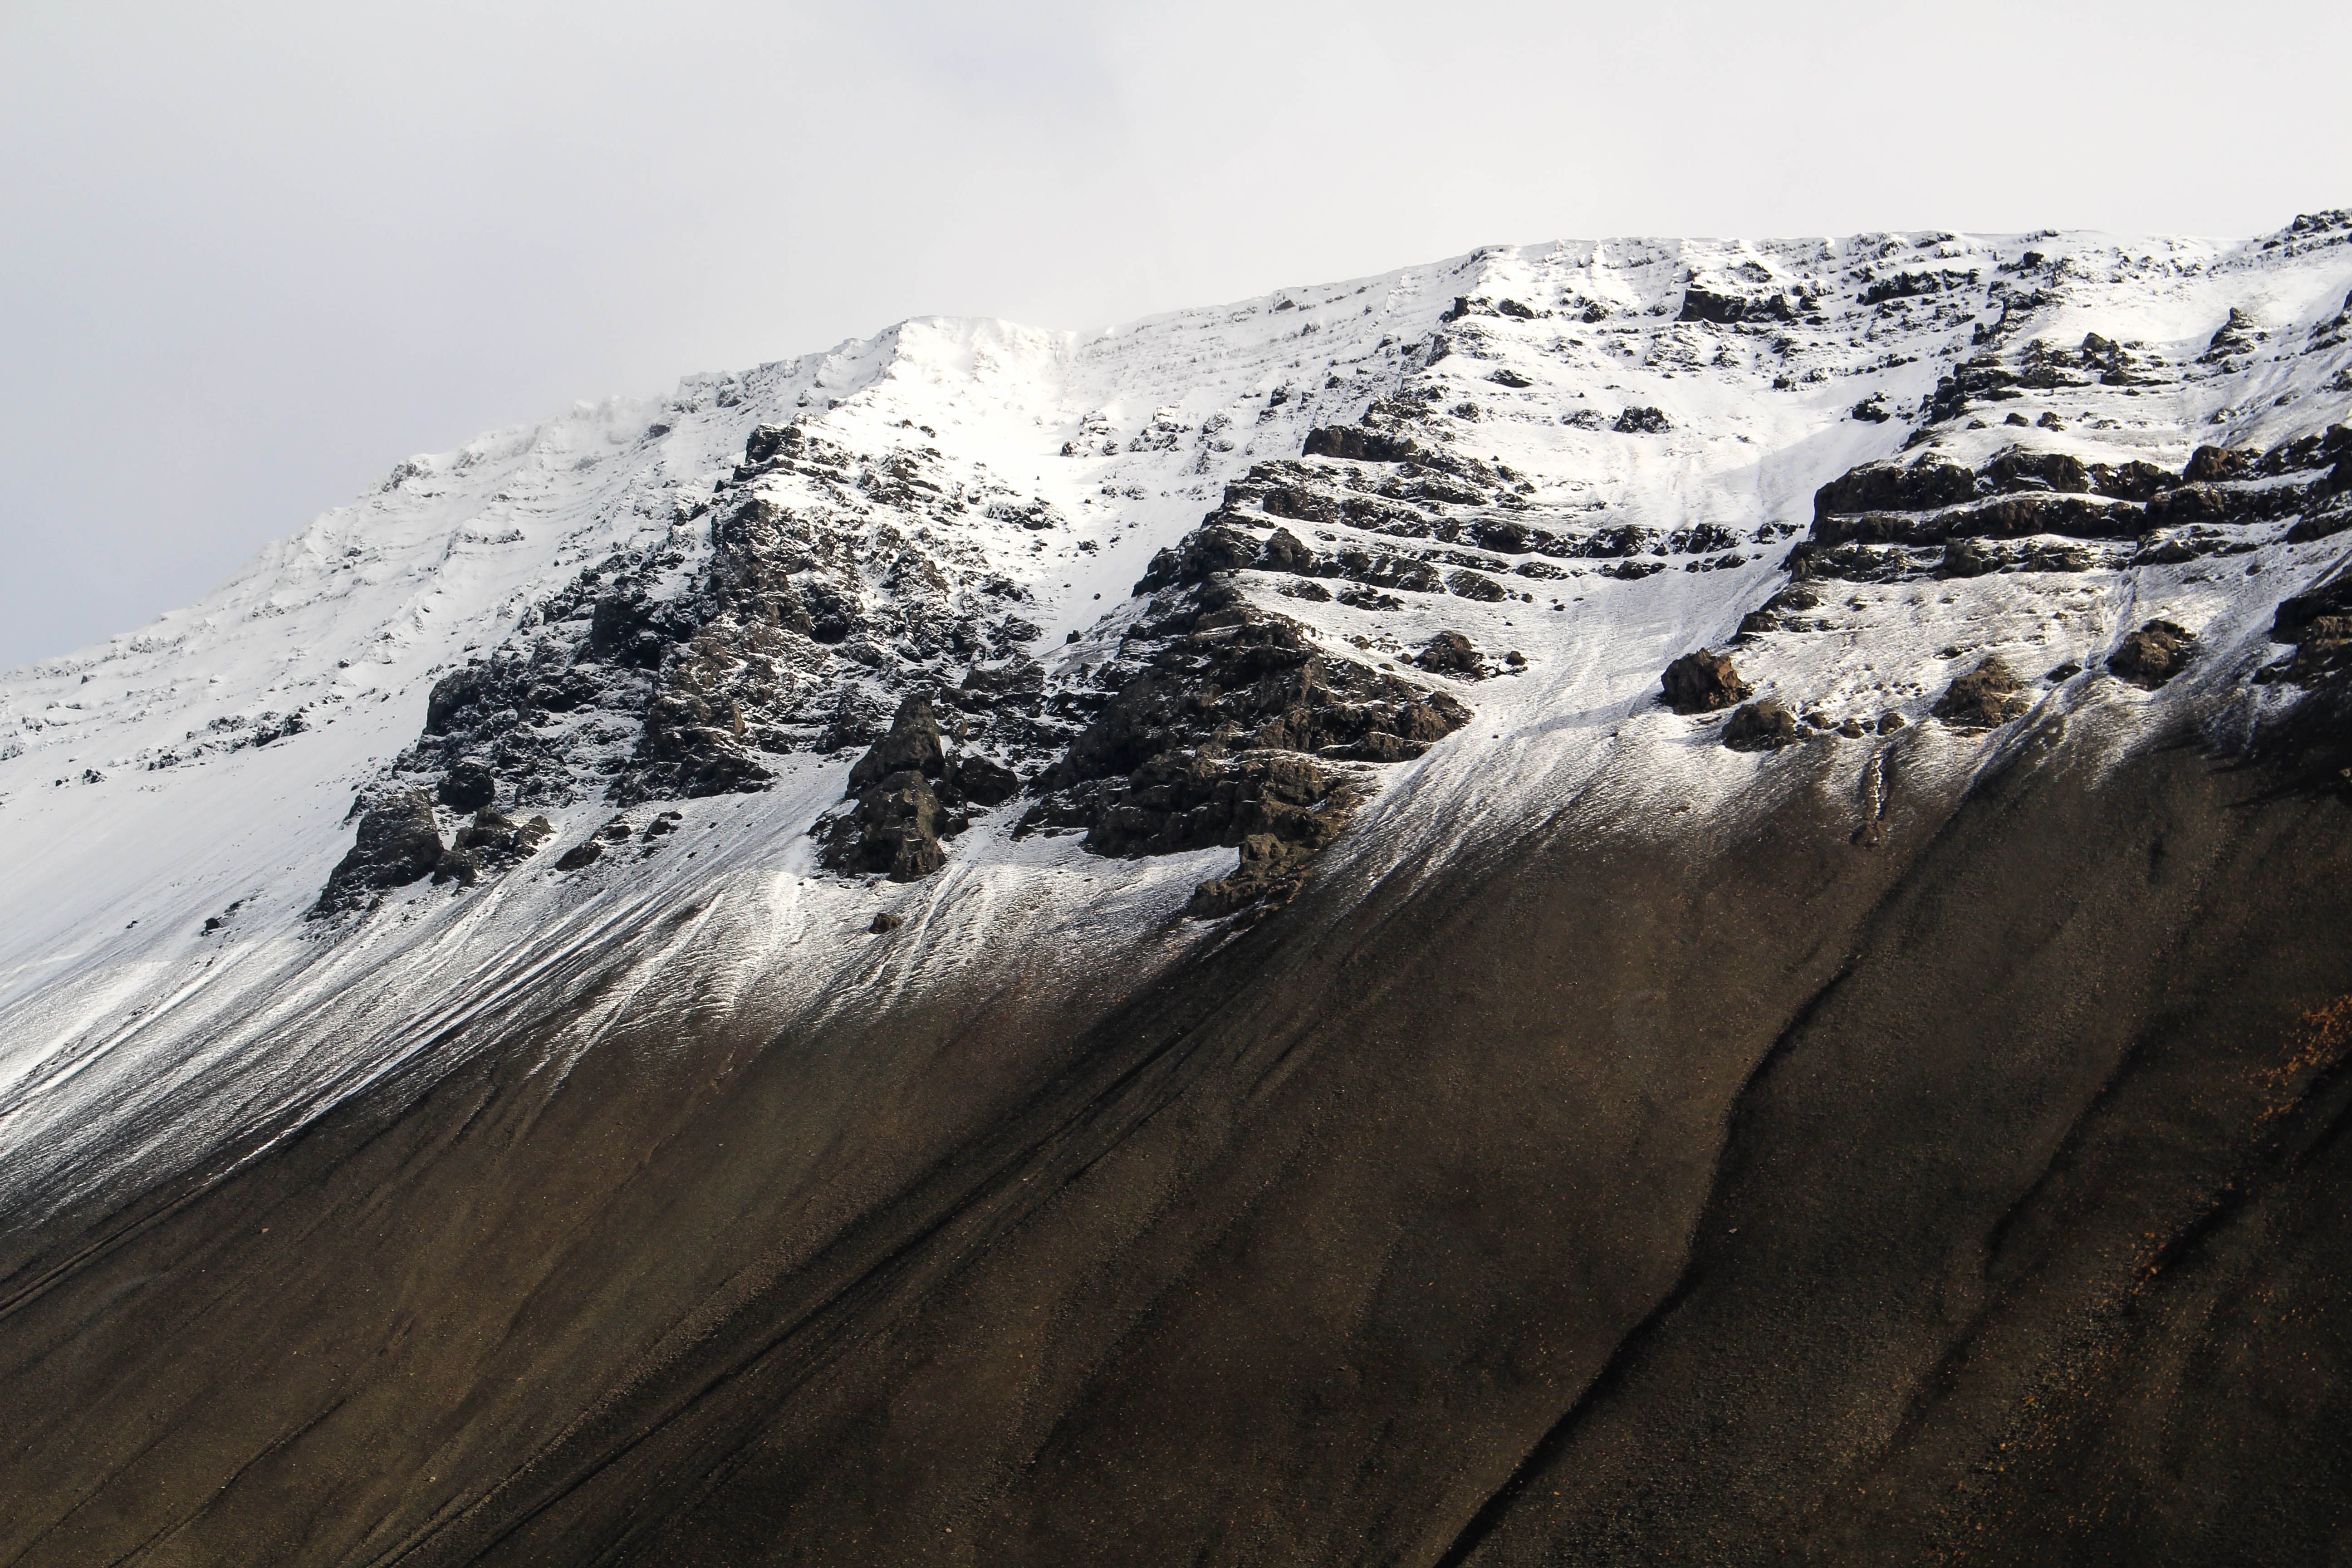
[4,216,2352,1566]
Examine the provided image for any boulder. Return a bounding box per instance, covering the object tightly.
[1416,631,1481,676]
[1661,650,1753,714]
[314,788,444,914]
[2107,620,2197,689]
[1723,700,1801,751]
[1932,657,2031,728]
[2184,444,2254,484]
[554,839,603,872]
[1614,406,1672,435]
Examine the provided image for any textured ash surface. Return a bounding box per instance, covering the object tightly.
[5,215,2352,1566]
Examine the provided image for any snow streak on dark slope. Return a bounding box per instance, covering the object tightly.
[2,215,2352,1567]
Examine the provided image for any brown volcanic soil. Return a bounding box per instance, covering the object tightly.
[3,710,2349,1567]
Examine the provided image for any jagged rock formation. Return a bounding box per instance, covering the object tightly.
[1660,648,1751,713]
[10,215,2352,1568]
[312,786,443,913]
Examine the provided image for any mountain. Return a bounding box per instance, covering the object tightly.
[4,215,2351,1566]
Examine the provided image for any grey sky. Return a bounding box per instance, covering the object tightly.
[5,0,2347,670]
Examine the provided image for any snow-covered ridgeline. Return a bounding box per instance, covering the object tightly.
[3,220,2351,1214]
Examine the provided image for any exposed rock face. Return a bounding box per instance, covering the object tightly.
[454,807,552,868]
[2108,619,2198,688]
[436,761,497,811]
[1933,655,2031,727]
[312,788,443,914]
[1661,649,1752,713]
[1014,558,1470,913]
[822,695,960,882]
[1722,698,1801,750]
[1794,430,2352,585]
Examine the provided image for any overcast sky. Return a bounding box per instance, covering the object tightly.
[5,1,2347,669]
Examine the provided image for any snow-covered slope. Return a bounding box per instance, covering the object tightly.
[5,216,2351,1222]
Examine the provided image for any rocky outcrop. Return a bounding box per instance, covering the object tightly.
[1722,699,1801,750]
[1932,655,2030,727]
[313,788,444,915]
[1300,425,1421,463]
[436,761,497,811]
[2108,619,2197,689]
[1661,649,1752,713]
[1018,564,1470,915]
[821,695,959,882]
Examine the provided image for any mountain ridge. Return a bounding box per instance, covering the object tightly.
[3,213,2351,1565]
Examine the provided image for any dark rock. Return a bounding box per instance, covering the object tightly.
[1723,700,1800,751]
[2201,306,2259,362]
[2271,561,2352,644]
[1812,458,1977,526]
[1490,369,1534,389]
[823,770,947,882]
[2184,444,2254,484]
[2087,459,2176,502]
[1416,632,1481,676]
[1136,525,1262,592]
[825,698,966,881]
[2107,620,2196,689]
[869,912,903,933]
[1661,650,1753,714]
[554,839,604,872]
[1678,286,1752,324]
[1851,396,1891,424]
[1614,406,1671,435]
[424,665,494,736]
[945,753,1019,808]
[1816,491,2139,551]
[314,787,444,915]
[848,694,948,791]
[1018,583,1471,916]
[1983,448,2093,495]
[1300,426,1419,463]
[1446,570,1510,602]
[436,762,497,812]
[455,808,553,867]
[1260,528,1318,574]
[1932,657,2030,727]
[1939,536,2098,577]
[1878,711,1907,733]
[431,848,479,887]
[744,423,792,464]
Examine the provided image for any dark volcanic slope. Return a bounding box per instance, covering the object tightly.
[3,705,2348,1567]
[5,220,2352,1566]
